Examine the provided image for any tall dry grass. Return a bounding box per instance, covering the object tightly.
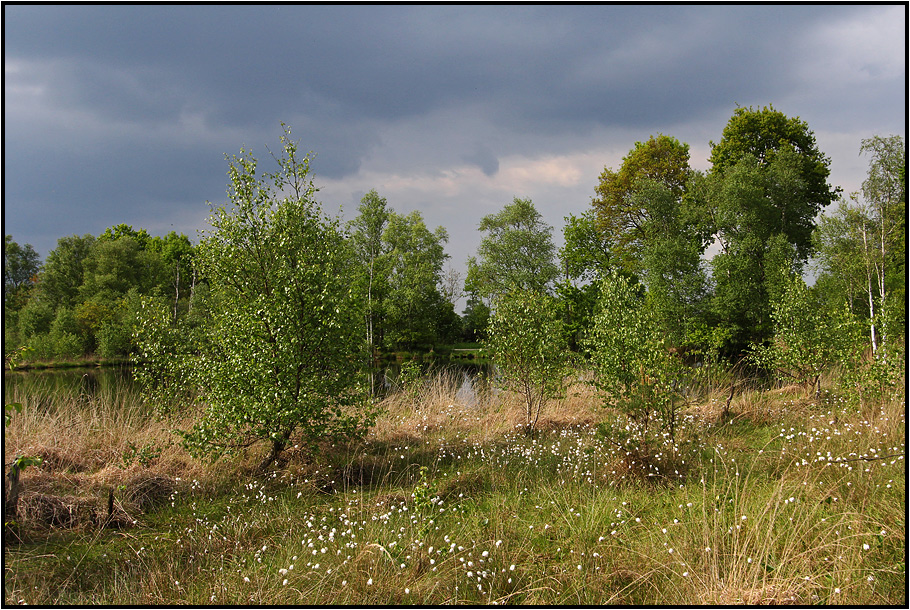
[4,363,904,605]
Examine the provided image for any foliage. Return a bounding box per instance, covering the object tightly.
[708,104,838,225]
[484,288,573,434]
[591,134,691,275]
[97,289,144,358]
[749,274,856,397]
[466,197,559,300]
[38,234,96,310]
[4,235,41,309]
[633,178,710,347]
[382,211,450,350]
[348,190,453,353]
[814,135,905,357]
[348,190,391,353]
[558,210,612,285]
[134,125,375,468]
[460,295,490,343]
[554,280,599,352]
[695,106,839,354]
[585,271,685,439]
[700,150,814,352]
[8,224,194,361]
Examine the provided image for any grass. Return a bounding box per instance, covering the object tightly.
[3,365,905,605]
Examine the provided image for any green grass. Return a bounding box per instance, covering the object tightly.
[3,373,905,605]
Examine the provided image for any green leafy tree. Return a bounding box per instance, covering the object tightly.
[554,281,599,352]
[135,125,374,469]
[80,235,167,302]
[4,236,42,351]
[586,271,685,440]
[813,135,905,357]
[466,197,558,301]
[558,210,612,285]
[4,235,41,308]
[698,106,838,353]
[461,296,490,343]
[425,288,462,345]
[701,149,817,351]
[484,288,572,435]
[348,190,391,355]
[632,178,710,347]
[72,228,172,354]
[591,134,691,275]
[708,104,838,231]
[382,210,450,350]
[37,234,96,310]
[349,192,452,353]
[147,230,197,321]
[749,274,854,397]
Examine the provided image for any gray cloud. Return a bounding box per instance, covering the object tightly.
[463,145,500,177]
[3,4,904,263]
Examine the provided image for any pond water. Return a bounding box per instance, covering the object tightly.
[5,361,492,408]
[370,361,491,405]
[4,366,139,404]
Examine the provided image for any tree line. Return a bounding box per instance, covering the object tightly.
[3,109,904,465]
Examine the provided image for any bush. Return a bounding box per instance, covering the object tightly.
[484,288,573,434]
[135,126,376,469]
[586,271,686,440]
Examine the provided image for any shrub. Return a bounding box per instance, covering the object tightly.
[484,288,573,435]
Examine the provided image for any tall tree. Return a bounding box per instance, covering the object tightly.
[79,234,166,301]
[382,210,450,350]
[38,234,96,310]
[460,296,490,343]
[147,231,197,320]
[859,135,905,353]
[556,211,611,350]
[634,179,710,347]
[814,135,905,356]
[349,190,391,355]
[699,106,837,353]
[708,104,838,233]
[465,197,558,301]
[558,210,612,286]
[701,150,813,350]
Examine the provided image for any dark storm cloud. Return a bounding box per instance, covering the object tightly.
[5,5,846,131]
[3,4,904,260]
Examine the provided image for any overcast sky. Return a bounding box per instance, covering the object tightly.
[4,4,906,306]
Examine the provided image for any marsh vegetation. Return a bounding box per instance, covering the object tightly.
[3,364,904,605]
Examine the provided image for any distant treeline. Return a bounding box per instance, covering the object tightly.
[4,106,905,366]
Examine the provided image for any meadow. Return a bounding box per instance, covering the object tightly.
[3,365,905,605]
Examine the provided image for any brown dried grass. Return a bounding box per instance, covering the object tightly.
[370,368,604,445]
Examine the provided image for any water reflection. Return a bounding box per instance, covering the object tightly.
[6,362,493,408]
[369,361,491,405]
[4,366,137,404]
[455,371,477,407]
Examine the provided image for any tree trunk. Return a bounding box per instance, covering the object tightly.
[174,262,180,322]
[860,222,879,355]
[258,435,289,472]
[3,462,21,523]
